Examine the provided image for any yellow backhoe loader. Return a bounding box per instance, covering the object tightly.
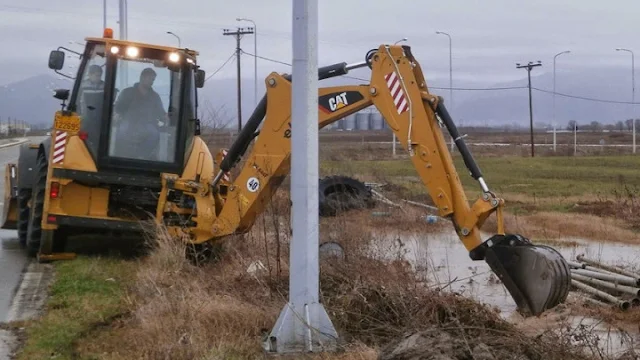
[0,29,570,317]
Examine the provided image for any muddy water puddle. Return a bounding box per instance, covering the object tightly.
[367,228,640,357]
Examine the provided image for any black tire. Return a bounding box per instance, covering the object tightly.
[318,175,375,217]
[25,152,47,258]
[16,188,31,246]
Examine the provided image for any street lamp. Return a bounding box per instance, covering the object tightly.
[394,37,407,45]
[553,50,570,153]
[166,31,181,47]
[616,48,635,154]
[436,31,454,151]
[435,31,453,115]
[237,17,258,107]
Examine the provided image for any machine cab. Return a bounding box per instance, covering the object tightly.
[47,28,205,175]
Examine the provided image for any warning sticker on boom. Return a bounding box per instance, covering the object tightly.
[247,177,260,192]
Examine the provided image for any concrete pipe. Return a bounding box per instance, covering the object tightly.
[571,279,631,311]
[576,254,640,279]
[572,273,640,297]
[572,269,640,287]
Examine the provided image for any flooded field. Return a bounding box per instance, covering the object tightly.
[367,226,640,358]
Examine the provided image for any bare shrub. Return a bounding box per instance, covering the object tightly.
[80,193,604,360]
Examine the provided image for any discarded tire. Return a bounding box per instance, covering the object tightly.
[318,175,375,216]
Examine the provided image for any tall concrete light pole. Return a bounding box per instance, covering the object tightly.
[265,0,338,353]
[237,18,258,107]
[617,48,635,154]
[118,0,127,40]
[118,0,128,88]
[166,31,181,47]
[553,50,570,153]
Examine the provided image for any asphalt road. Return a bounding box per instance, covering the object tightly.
[0,137,46,323]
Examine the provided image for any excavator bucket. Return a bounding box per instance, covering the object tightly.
[482,234,571,317]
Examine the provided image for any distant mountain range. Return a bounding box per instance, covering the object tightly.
[1,65,637,130]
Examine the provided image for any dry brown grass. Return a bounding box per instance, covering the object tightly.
[64,189,613,360]
[480,211,640,245]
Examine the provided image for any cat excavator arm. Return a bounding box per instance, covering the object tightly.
[199,44,570,317]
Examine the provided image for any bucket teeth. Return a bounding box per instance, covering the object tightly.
[482,234,570,317]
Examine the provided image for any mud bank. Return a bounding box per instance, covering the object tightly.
[367,228,640,358]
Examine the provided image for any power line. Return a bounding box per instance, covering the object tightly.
[10,3,639,107]
[205,52,236,81]
[430,86,528,91]
[241,50,291,66]
[531,87,640,104]
[239,52,640,105]
[241,52,531,90]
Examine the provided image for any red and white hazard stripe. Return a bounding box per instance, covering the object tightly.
[52,131,67,164]
[221,149,230,182]
[384,71,409,114]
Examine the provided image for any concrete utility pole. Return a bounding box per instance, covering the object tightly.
[616,48,635,154]
[516,61,542,157]
[553,50,570,153]
[264,0,338,354]
[223,27,254,131]
[237,18,258,107]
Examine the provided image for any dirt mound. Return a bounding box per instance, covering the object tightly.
[380,329,496,360]
[316,258,592,360]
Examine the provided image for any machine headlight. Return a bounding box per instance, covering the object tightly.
[169,52,180,62]
[110,46,120,54]
[126,46,139,57]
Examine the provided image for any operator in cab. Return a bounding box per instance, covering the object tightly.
[112,67,169,158]
[77,64,105,116]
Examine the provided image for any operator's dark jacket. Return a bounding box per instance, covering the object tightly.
[113,83,165,126]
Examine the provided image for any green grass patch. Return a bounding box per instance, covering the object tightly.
[15,256,136,360]
[320,155,640,199]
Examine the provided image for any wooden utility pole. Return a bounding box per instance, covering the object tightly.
[223,27,254,132]
[516,61,542,157]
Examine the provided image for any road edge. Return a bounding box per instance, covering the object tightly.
[0,260,54,360]
[0,139,30,150]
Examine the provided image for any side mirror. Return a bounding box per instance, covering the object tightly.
[195,69,205,88]
[48,50,65,70]
[53,89,70,101]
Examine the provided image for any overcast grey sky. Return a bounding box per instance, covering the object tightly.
[1,0,640,87]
